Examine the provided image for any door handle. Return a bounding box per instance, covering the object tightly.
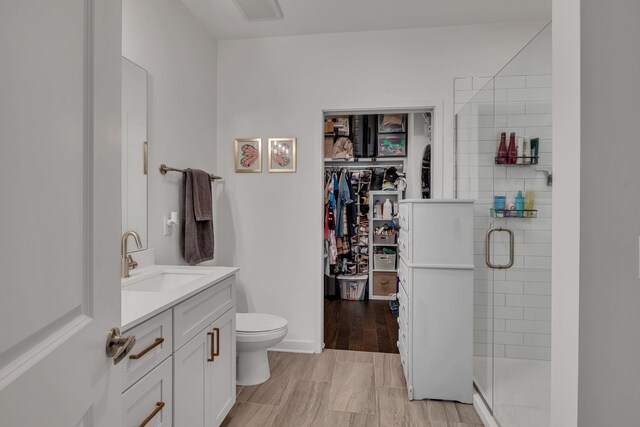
[106,327,136,365]
[485,227,515,269]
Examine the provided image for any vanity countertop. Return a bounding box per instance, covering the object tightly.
[121,264,239,330]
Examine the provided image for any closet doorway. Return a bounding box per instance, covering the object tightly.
[322,110,433,353]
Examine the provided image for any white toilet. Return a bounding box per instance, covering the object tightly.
[236,313,288,386]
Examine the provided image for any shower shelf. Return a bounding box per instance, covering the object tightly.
[490,208,537,218]
[494,156,539,165]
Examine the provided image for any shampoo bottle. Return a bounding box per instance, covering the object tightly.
[507,132,517,164]
[524,191,535,217]
[530,138,540,164]
[516,137,524,164]
[523,136,531,163]
[516,191,525,217]
[497,132,507,164]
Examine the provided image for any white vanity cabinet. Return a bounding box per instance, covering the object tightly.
[397,200,473,404]
[121,273,237,427]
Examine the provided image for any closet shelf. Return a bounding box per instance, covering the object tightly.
[490,208,538,218]
[373,243,398,247]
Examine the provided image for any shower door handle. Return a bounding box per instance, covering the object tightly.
[485,227,515,269]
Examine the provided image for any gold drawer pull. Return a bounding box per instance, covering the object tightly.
[213,327,220,357]
[208,328,221,362]
[139,401,165,427]
[129,338,164,360]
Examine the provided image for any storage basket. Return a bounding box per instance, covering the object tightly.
[374,234,396,245]
[374,272,397,296]
[374,254,397,270]
[337,274,367,300]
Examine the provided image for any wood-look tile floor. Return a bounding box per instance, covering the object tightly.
[324,298,399,354]
[221,350,484,427]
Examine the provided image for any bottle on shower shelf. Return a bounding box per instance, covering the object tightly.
[497,132,507,164]
[507,132,517,164]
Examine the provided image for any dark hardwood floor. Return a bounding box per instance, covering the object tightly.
[324,298,399,354]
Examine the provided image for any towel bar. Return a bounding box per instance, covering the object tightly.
[159,164,222,181]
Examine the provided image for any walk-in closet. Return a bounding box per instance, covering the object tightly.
[323,110,433,353]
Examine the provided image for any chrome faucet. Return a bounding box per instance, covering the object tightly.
[121,231,142,279]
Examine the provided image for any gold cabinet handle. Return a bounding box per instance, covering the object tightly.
[129,337,164,360]
[139,402,165,427]
[207,331,215,362]
[213,327,220,358]
[143,141,148,175]
[207,328,220,362]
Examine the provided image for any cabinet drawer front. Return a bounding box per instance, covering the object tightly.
[174,276,235,351]
[122,356,173,427]
[398,258,411,295]
[398,229,410,263]
[123,310,173,391]
[399,204,410,231]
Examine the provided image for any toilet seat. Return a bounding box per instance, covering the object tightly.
[236,313,287,334]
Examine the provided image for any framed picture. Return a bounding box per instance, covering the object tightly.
[268,137,296,173]
[234,138,262,173]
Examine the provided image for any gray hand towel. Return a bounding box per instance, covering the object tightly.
[181,169,214,265]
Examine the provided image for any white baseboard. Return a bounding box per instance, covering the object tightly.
[473,393,498,427]
[269,339,316,353]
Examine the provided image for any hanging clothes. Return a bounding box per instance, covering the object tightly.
[345,172,357,238]
[336,171,352,237]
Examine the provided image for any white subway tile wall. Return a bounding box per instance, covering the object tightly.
[455,75,552,362]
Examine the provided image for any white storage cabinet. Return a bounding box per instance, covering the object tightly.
[397,200,474,403]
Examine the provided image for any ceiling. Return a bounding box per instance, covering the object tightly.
[180,0,551,40]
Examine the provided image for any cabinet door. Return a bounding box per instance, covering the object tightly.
[174,327,212,427]
[210,309,236,426]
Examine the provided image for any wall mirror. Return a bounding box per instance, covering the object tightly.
[122,57,148,250]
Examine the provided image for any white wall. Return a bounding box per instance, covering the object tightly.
[577,0,640,425]
[215,21,547,352]
[122,0,218,265]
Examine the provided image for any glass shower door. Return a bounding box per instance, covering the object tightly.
[455,23,552,427]
[490,24,552,427]
[455,78,496,409]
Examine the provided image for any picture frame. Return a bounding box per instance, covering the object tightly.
[268,137,297,173]
[234,138,262,173]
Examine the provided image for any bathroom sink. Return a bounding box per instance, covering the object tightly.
[122,270,208,293]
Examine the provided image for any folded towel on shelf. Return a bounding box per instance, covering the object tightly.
[181,169,214,265]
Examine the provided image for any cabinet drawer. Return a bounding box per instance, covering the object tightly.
[174,276,235,351]
[123,310,173,391]
[398,229,410,262]
[399,204,410,231]
[122,356,172,427]
[398,258,411,295]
